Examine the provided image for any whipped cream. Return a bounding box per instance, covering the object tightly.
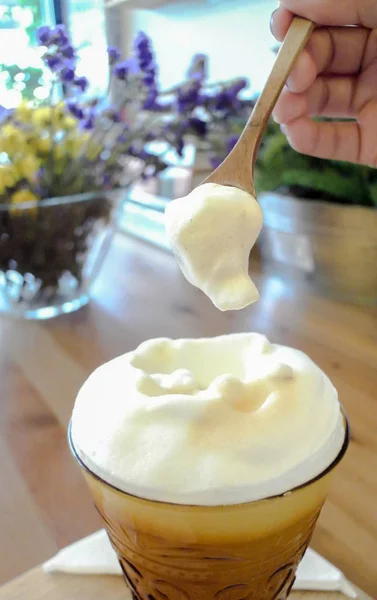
[165,183,263,311]
[71,333,345,506]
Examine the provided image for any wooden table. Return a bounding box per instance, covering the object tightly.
[0,567,372,600]
[0,235,376,597]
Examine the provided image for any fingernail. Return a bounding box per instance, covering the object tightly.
[270,9,278,34]
[280,124,288,134]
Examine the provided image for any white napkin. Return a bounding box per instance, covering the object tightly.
[44,530,356,598]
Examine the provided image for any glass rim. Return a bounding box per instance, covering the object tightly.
[68,410,350,508]
[0,188,122,213]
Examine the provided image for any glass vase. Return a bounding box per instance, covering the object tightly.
[0,190,119,320]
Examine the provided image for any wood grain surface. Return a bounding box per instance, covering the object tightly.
[0,234,376,597]
[0,568,372,600]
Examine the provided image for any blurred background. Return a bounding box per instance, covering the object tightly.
[0,0,275,108]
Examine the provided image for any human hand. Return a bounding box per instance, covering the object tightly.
[271,0,377,166]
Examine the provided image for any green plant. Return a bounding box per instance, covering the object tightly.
[0,64,44,102]
[255,120,377,207]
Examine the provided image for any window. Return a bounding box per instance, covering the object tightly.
[64,0,108,97]
[0,0,108,108]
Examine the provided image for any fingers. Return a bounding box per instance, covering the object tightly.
[274,76,359,122]
[271,7,294,42]
[286,50,317,93]
[277,0,377,29]
[272,25,371,93]
[280,118,362,163]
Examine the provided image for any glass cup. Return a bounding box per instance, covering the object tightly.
[69,414,349,600]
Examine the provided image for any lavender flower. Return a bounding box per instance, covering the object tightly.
[46,55,62,72]
[74,76,89,93]
[134,32,154,72]
[113,60,130,80]
[61,45,75,60]
[104,108,121,123]
[177,80,201,115]
[102,172,112,187]
[176,137,184,158]
[53,24,69,47]
[187,53,208,82]
[107,46,121,65]
[117,134,127,144]
[143,90,161,111]
[37,25,52,46]
[187,117,207,138]
[143,65,157,87]
[0,105,12,124]
[145,131,156,142]
[66,101,84,120]
[60,66,75,83]
[229,78,248,96]
[213,90,239,114]
[4,28,252,204]
[82,115,95,130]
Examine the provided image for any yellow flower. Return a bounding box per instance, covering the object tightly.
[0,124,27,157]
[11,189,38,205]
[10,189,39,217]
[61,115,78,131]
[32,106,53,128]
[0,165,18,194]
[54,102,66,122]
[16,102,33,123]
[15,154,40,182]
[35,137,52,155]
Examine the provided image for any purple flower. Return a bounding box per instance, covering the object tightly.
[227,134,239,153]
[46,54,62,72]
[143,89,161,111]
[117,134,127,144]
[113,60,130,80]
[176,137,184,158]
[61,45,75,59]
[74,76,89,92]
[104,108,122,123]
[143,65,157,87]
[107,46,121,65]
[137,149,149,161]
[177,81,201,114]
[66,101,84,120]
[134,32,154,72]
[82,115,95,130]
[0,105,12,124]
[228,78,248,97]
[134,31,150,52]
[187,117,207,138]
[138,49,154,71]
[187,53,207,82]
[102,172,112,187]
[210,155,222,170]
[60,66,75,83]
[213,90,238,114]
[53,24,69,47]
[37,25,52,46]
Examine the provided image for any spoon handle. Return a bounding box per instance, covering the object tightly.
[205,17,314,195]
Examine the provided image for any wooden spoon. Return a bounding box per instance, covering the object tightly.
[204,17,314,197]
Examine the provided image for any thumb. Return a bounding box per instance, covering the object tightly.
[279,0,377,29]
